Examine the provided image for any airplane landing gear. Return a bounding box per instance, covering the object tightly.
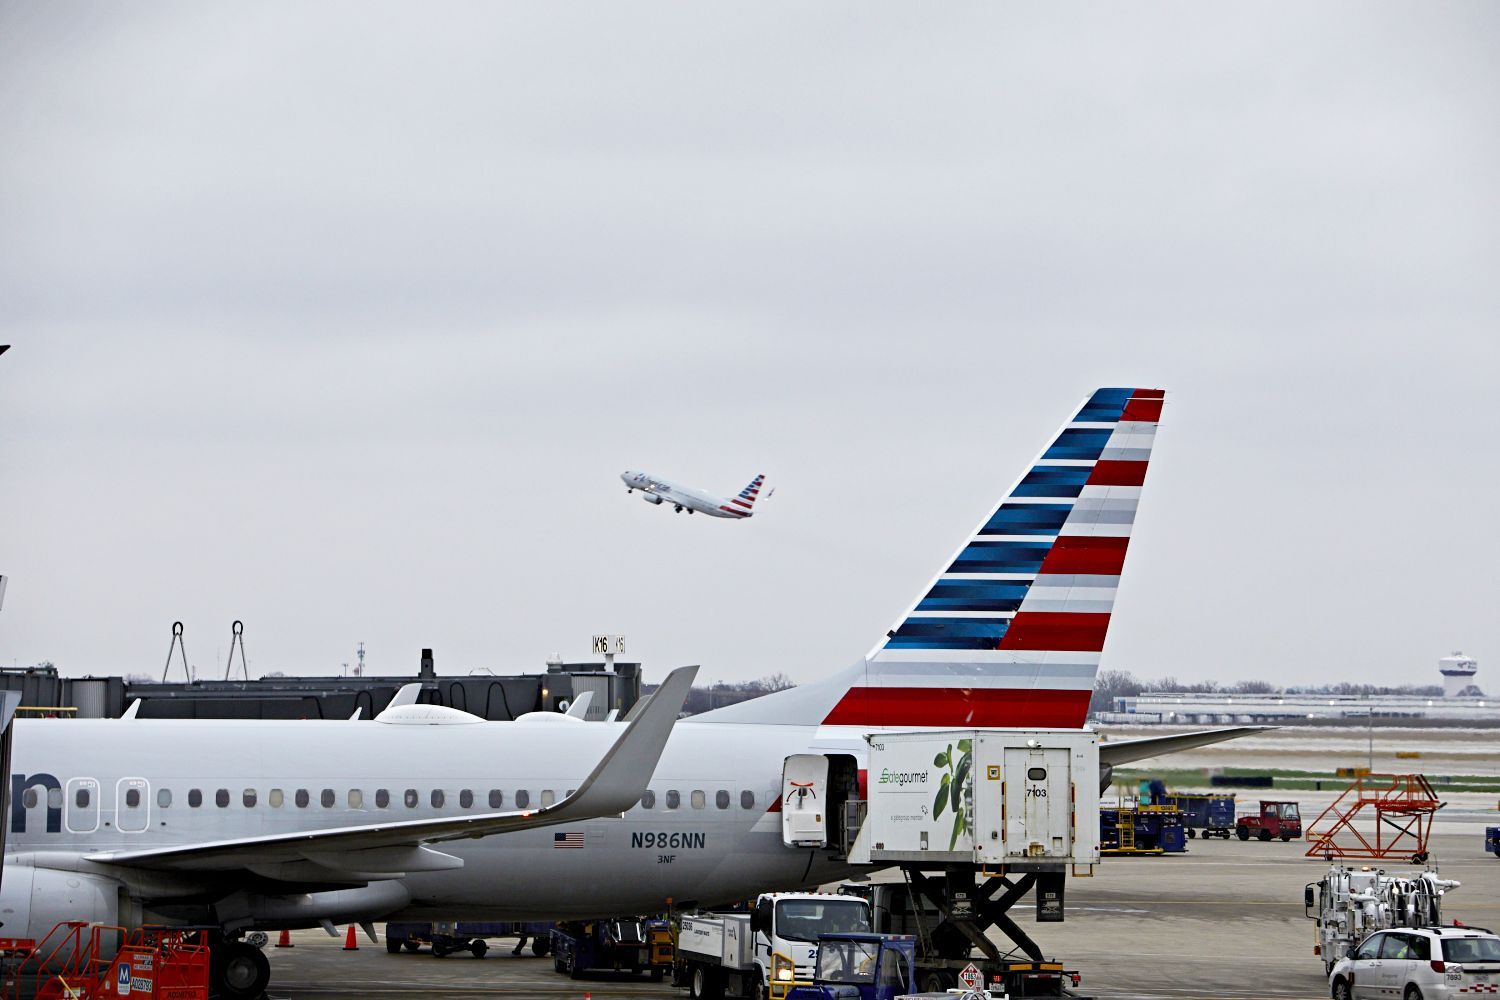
[674,505,684,513]
[212,939,271,1000]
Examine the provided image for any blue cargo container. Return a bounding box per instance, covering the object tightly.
[1487,826,1500,857]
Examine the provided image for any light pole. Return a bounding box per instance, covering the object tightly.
[1367,705,1374,772]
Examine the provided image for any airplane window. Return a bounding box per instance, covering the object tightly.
[665,790,681,810]
[641,790,656,809]
[348,789,363,809]
[540,790,556,808]
[295,789,310,808]
[21,789,36,809]
[431,790,445,809]
[690,790,706,810]
[459,789,474,809]
[488,790,503,809]
[716,790,730,810]
[566,788,576,797]
[188,789,202,808]
[404,789,419,808]
[157,789,171,809]
[741,790,755,810]
[376,789,390,808]
[243,789,257,808]
[125,789,141,808]
[321,789,335,808]
[515,790,530,809]
[76,788,91,809]
[269,789,284,808]
[48,787,63,810]
[215,789,230,808]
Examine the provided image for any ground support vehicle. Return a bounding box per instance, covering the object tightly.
[779,933,918,1000]
[1327,925,1500,1000]
[1155,791,1236,839]
[1305,866,1461,975]
[384,920,552,957]
[550,918,671,980]
[841,877,1084,997]
[0,922,211,1000]
[1305,774,1442,864]
[1236,800,1302,842]
[676,892,872,999]
[1488,826,1500,857]
[1100,805,1185,855]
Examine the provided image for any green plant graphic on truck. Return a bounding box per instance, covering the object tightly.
[932,739,973,849]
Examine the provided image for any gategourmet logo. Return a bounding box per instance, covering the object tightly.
[878,768,929,787]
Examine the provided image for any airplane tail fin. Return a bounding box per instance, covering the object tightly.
[720,474,765,518]
[695,388,1163,729]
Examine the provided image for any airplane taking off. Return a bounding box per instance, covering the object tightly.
[3,388,1257,999]
[621,469,765,517]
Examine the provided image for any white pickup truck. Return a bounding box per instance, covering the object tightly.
[677,891,872,999]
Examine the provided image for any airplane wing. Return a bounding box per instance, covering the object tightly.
[86,665,697,877]
[1098,726,1268,767]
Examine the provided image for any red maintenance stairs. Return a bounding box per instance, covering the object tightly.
[1304,773,1444,864]
[0,922,210,1000]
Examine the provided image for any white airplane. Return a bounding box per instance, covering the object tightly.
[3,388,1253,999]
[621,469,765,517]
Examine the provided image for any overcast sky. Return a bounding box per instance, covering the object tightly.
[1,3,1496,691]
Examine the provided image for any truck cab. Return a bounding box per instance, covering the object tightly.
[678,892,872,999]
[782,934,917,1000]
[1236,800,1302,841]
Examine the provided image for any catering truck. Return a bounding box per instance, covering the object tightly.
[676,891,872,999]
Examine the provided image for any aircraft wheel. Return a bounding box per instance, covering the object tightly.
[674,505,683,513]
[1237,827,1250,841]
[213,941,271,1000]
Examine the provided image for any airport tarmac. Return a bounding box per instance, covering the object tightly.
[264,831,1500,1000]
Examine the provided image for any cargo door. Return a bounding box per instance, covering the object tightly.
[781,754,829,848]
[1003,747,1072,859]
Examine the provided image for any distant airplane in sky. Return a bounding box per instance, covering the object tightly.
[620,470,765,517]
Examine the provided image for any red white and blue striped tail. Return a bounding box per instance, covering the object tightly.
[694,389,1163,729]
[718,474,765,518]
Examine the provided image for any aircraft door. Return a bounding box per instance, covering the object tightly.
[66,778,100,833]
[781,754,829,848]
[115,778,150,833]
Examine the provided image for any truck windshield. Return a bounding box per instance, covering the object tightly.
[1282,804,1300,819]
[775,899,871,943]
[1443,937,1500,963]
[814,940,881,984]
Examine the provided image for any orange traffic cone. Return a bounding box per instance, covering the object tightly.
[275,930,293,948]
[343,925,359,951]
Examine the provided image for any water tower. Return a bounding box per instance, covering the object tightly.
[1438,651,1479,698]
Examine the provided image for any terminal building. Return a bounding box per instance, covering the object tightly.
[1100,652,1500,725]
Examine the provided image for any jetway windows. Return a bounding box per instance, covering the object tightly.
[740,790,755,810]
[321,789,335,808]
[157,789,171,809]
[640,790,656,809]
[66,778,99,834]
[515,790,530,809]
[243,789,257,808]
[431,790,445,808]
[487,790,503,809]
[295,789,310,808]
[540,790,556,808]
[404,789,418,808]
[459,789,473,809]
[665,790,680,810]
[716,790,730,810]
[690,791,705,810]
[269,789,284,808]
[215,789,229,808]
[375,789,390,808]
[348,789,363,809]
[188,789,202,808]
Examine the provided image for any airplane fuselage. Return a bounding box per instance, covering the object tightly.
[6,716,859,921]
[620,470,755,519]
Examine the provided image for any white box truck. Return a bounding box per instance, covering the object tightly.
[860,729,1100,870]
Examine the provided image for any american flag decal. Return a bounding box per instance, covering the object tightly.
[553,832,585,849]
